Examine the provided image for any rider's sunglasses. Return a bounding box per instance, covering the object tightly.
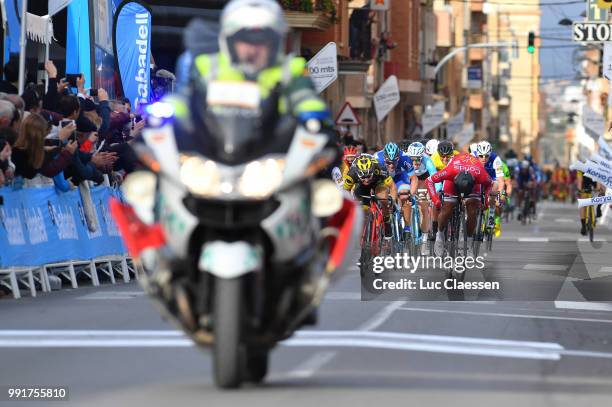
[411,157,422,163]
[478,154,489,159]
[441,154,452,160]
[385,160,397,166]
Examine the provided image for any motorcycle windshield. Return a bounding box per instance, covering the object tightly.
[175,84,296,165]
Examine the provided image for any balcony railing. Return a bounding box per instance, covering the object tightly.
[280,0,337,21]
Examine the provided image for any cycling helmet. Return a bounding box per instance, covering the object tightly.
[355,156,375,179]
[219,0,287,77]
[343,145,358,164]
[469,143,478,155]
[520,160,530,169]
[383,142,400,162]
[407,142,425,159]
[454,171,475,195]
[425,139,439,156]
[476,141,492,157]
[438,140,454,156]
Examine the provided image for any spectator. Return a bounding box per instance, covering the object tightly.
[0,58,19,94]
[41,61,67,114]
[22,87,43,114]
[0,135,10,185]
[11,113,77,179]
[0,100,15,128]
[0,127,18,185]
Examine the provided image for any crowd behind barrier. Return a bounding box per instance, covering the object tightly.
[0,182,134,299]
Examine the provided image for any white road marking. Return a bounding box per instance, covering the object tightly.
[287,351,336,378]
[523,264,568,272]
[76,291,145,300]
[518,237,549,242]
[358,301,406,331]
[598,266,612,273]
[397,306,612,324]
[578,238,608,243]
[5,329,612,361]
[554,301,612,312]
[324,292,362,300]
[555,218,577,223]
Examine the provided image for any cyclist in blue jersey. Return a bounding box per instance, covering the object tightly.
[376,142,418,231]
[405,142,439,242]
[515,160,537,220]
[476,141,507,236]
[523,154,542,216]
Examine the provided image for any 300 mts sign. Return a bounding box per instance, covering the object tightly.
[573,21,612,42]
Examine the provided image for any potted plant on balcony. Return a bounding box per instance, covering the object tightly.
[280,0,336,31]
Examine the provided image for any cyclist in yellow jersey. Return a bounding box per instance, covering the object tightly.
[431,148,459,170]
[429,140,459,239]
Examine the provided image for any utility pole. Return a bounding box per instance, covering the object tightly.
[18,0,29,94]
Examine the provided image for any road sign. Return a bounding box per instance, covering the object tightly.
[467,66,482,89]
[583,105,605,139]
[446,108,465,139]
[307,42,338,94]
[422,101,445,135]
[373,75,400,122]
[370,0,390,11]
[335,102,361,126]
[604,42,612,80]
[454,123,475,148]
[572,22,612,42]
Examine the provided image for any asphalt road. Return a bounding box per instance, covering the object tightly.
[1,200,612,407]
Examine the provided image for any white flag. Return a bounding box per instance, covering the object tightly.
[598,136,612,160]
[577,195,612,208]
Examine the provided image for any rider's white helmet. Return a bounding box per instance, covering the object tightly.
[425,139,439,156]
[219,0,288,76]
[469,143,478,154]
[407,142,425,159]
[476,141,492,156]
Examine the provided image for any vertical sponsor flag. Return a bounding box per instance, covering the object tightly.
[113,1,152,108]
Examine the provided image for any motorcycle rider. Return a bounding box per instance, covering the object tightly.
[164,0,331,147]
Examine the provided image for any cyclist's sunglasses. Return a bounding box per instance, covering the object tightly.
[385,159,397,166]
[478,154,489,159]
[411,157,422,162]
[440,154,453,159]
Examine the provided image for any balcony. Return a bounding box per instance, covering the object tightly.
[281,0,335,31]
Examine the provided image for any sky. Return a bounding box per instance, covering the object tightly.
[538,1,585,82]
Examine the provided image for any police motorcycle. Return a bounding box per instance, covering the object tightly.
[109,80,361,389]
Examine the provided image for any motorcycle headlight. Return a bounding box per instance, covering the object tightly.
[238,159,284,198]
[180,156,221,196]
[121,171,157,224]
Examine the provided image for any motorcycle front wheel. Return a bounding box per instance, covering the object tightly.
[213,277,245,389]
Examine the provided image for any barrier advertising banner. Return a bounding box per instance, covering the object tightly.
[113,0,152,108]
[0,186,126,268]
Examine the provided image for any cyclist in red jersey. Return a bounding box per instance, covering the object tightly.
[425,153,493,257]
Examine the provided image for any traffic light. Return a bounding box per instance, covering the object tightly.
[527,31,535,54]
